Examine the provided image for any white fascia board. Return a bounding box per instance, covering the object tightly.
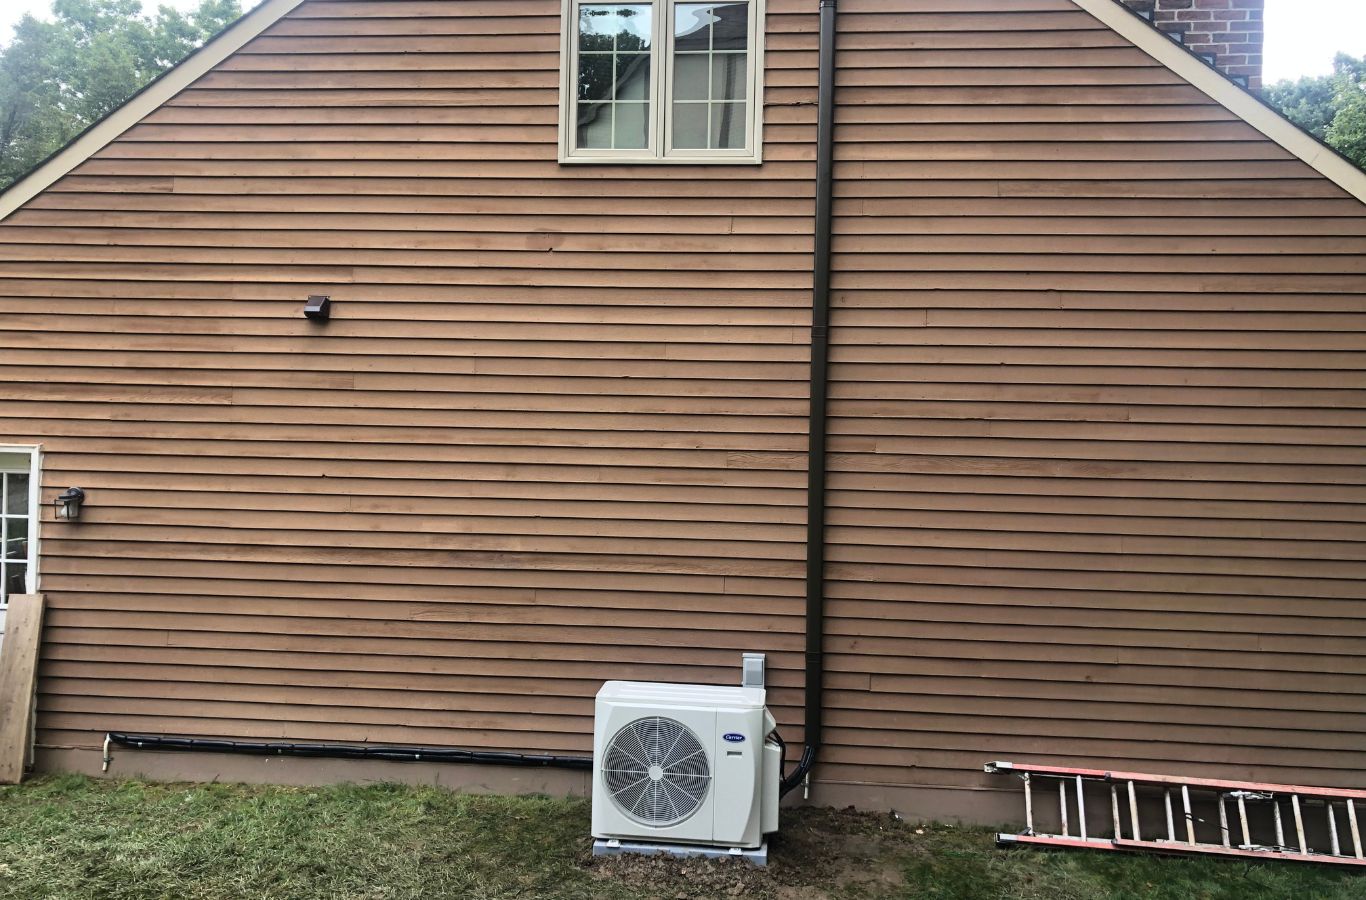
[1073,0,1366,206]
[0,0,307,222]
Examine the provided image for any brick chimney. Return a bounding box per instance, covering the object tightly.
[1121,0,1265,91]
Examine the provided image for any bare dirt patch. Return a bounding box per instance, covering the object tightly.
[585,806,912,899]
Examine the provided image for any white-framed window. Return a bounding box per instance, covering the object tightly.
[0,448,40,624]
[559,0,765,164]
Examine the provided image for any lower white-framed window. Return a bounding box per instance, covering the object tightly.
[559,0,765,164]
[0,448,40,636]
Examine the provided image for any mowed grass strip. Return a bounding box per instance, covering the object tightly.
[0,775,601,900]
[0,776,1363,899]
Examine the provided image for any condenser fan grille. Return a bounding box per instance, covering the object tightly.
[602,716,711,827]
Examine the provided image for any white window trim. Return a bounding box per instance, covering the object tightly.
[0,444,41,606]
[558,0,766,165]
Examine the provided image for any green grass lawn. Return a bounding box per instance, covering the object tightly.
[0,775,1362,899]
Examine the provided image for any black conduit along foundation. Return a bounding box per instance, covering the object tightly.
[781,0,839,799]
[103,0,841,792]
[103,733,592,770]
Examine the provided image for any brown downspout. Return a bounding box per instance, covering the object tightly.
[782,0,838,798]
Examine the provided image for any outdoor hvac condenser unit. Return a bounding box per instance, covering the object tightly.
[591,674,782,861]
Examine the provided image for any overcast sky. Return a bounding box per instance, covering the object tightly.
[1262,0,1366,81]
[0,0,1364,84]
[0,0,265,41]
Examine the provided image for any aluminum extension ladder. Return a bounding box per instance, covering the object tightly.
[986,761,1366,868]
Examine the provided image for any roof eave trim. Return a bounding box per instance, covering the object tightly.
[0,0,307,223]
[1074,0,1366,206]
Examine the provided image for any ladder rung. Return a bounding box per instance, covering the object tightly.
[1077,775,1087,842]
[1164,789,1175,843]
[1128,781,1139,842]
[1110,784,1121,843]
[1181,784,1195,846]
[1293,794,1308,856]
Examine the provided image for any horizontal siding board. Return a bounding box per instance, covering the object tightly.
[817,738,1366,777]
[42,610,805,644]
[825,561,1365,601]
[829,652,1364,696]
[43,627,804,671]
[36,448,808,478]
[40,649,840,690]
[38,706,597,746]
[50,590,803,619]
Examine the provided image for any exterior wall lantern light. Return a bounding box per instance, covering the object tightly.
[55,487,85,521]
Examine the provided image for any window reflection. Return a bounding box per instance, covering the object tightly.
[675,3,747,52]
[580,4,652,51]
[578,4,653,150]
[0,471,31,604]
[672,2,749,150]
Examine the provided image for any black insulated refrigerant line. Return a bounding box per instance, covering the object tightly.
[103,733,592,770]
[781,0,839,799]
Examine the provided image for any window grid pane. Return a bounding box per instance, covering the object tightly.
[710,101,745,148]
[2,564,23,604]
[4,518,27,560]
[5,472,26,515]
[713,52,745,100]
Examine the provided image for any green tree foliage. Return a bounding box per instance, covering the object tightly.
[1264,53,1366,170]
[0,0,241,188]
[1325,66,1366,169]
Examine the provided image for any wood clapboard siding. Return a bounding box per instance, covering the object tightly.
[2,0,1365,812]
[822,0,1366,795]
[0,0,819,760]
